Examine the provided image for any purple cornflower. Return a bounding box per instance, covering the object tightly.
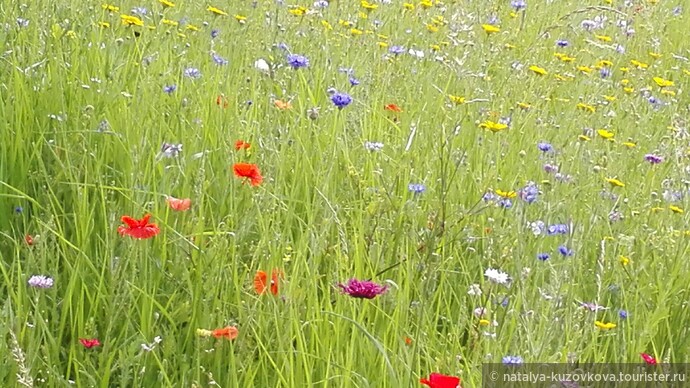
[28,275,54,288]
[556,39,569,47]
[211,29,219,38]
[482,192,497,202]
[287,54,309,69]
[408,183,426,194]
[547,224,569,235]
[131,7,148,16]
[389,45,405,55]
[644,154,664,164]
[519,183,539,204]
[160,143,183,158]
[511,0,526,11]
[14,206,23,214]
[619,310,628,319]
[349,77,360,86]
[537,142,553,152]
[558,245,573,257]
[277,42,290,51]
[537,253,550,261]
[212,53,228,65]
[600,68,611,78]
[543,163,559,174]
[609,210,623,222]
[331,92,352,109]
[502,355,524,366]
[183,67,201,79]
[338,279,388,299]
[499,198,513,208]
[163,84,177,94]
[313,0,329,7]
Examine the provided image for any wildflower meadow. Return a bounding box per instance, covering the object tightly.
[2,0,690,387]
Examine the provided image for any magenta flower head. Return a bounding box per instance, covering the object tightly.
[338,278,388,299]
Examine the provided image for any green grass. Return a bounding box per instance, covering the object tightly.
[1,0,690,386]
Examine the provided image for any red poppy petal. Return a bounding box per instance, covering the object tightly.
[254,271,267,294]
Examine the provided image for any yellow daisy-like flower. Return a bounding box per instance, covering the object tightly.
[603,95,617,102]
[426,24,439,32]
[378,41,389,48]
[529,65,547,75]
[595,35,612,42]
[322,20,332,30]
[619,256,630,266]
[207,6,228,16]
[449,95,465,104]
[577,103,596,113]
[578,135,591,141]
[120,14,144,26]
[595,321,617,330]
[517,102,531,110]
[495,189,517,199]
[361,0,378,10]
[622,141,636,148]
[479,121,508,132]
[649,52,662,59]
[102,3,119,12]
[350,28,363,36]
[482,24,500,34]
[235,15,247,22]
[620,67,629,73]
[98,21,111,28]
[631,59,648,69]
[161,19,178,26]
[479,319,491,326]
[403,3,415,10]
[623,87,635,94]
[661,89,676,97]
[159,0,175,7]
[670,205,684,214]
[185,24,200,31]
[420,0,434,8]
[653,77,674,87]
[606,178,625,188]
[577,65,593,74]
[596,60,613,68]
[597,129,614,140]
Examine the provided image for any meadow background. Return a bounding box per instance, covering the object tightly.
[1,0,690,386]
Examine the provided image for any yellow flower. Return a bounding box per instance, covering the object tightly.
[350,28,363,36]
[597,129,614,140]
[186,24,200,31]
[577,65,593,74]
[479,121,508,132]
[426,24,439,32]
[619,256,630,266]
[159,0,175,7]
[595,321,617,330]
[207,6,228,16]
[359,11,368,19]
[661,89,676,96]
[606,178,625,188]
[361,0,378,9]
[322,20,332,30]
[684,69,690,76]
[102,3,119,12]
[420,0,433,8]
[649,52,662,59]
[623,87,635,94]
[596,60,613,68]
[161,19,178,26]
[517,102,531,110]
[378,41,389,48]
[620,67,629,73]
[120,15,144,26]
[578,135,591,141]
[98,21,111,28]
[449,95,465,104]
[577,103,596,113]
[479,319,491,326]
[339,19,353,27]
[595,35,612,42]
[403,3,415,10]
[495,190,517,199]
[529,65,547,75]
[603,95,616,102]
[622,142,636,148]
[430,44,441,51]
[504,43,515,49]
[482,24,500,34]
[653,77,674,87]
[630,59,648,69]
[235,14,247,22]
[554,53,576,62]
[670,205,684,214]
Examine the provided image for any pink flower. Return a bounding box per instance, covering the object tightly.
[338,278,388,299]
[640,353,657,365]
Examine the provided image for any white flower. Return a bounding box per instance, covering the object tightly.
[484,268,509,284]
[254,59,270,72]
[473,307,487,317]
[467,284,482,296]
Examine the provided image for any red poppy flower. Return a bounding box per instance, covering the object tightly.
[79,338,101,349]
[166,197,191,211]
[641,353,657,365]
[235,140,251,151]
[404,337,413,346]
[216,95,229,108]
[25,234,34,246]
[117,214,160,239]
[233,163,263,186]
[211,326,239,340]
[254,269,282,295]
[420,373,461,388]
[384,103,403,113]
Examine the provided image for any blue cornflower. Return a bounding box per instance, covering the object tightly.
[482,192,497,202]
[349,77,360,86]
[131,7,148,16]
[556,39,569,47]
[277,42,290,51]
[408,183,426,194]
[313,0,329,7]
[537,253,550,261]
[14,206,23,214]
[547,224,568,235]
[499,198,513,209]
[163,84,177,94]
[673,6,683,16]
[502,355,524,366]
[331,92,352,109]
[287,54,309,69]
[389,45,405,55]
[619,310,628,319]
[212,53,228,65]
[183,67,201,79]
[211,29,219,38]
[600,68,611,78]
[487,15,500,25]
[519,182,539,204]
[558,245,573,257]
[537,142,553,152]
[511,0,526,11]
[496,296,509,307]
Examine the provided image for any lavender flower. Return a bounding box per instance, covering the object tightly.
[14,206,23,214]
[389,45,405,55]
[644,154,664,164]
[619,310,628,319]
[537,142,553,152]
[558,245,574,257]
[543,163,559,174]
[349,77,360,86]
[183,67,201,79]
[511,0,526,11]
[600,68,611,78]
[331,92,352,109]
[163,84,177,94]
[537,253,550,261]
[287,54,309,69]
[313,0,329,7]
[338,279,388,299]
[482,192,497,202]
[498,198,513,208]
[547,224,569,235]
[519,182,539,204]
[556,39,569,47]
[28,275,53,288]
[408,183,426,194]
[502,355,524,365]
[212,53,228,66]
